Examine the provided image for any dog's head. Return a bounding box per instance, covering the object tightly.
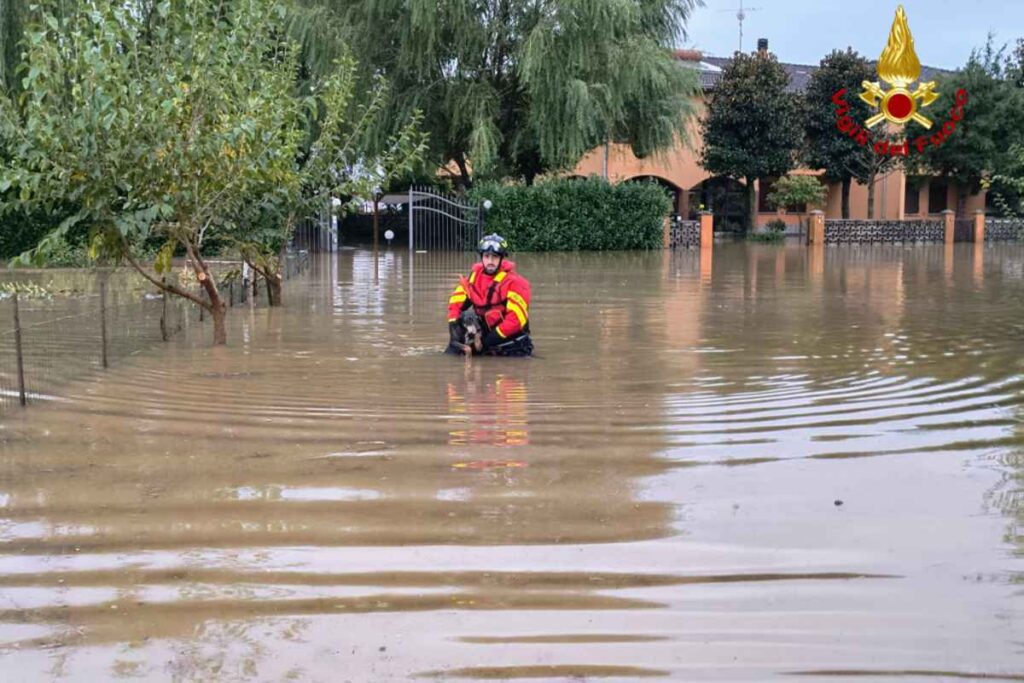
[459,309,483,345]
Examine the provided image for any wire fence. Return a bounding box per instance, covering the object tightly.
[0,250,310,414]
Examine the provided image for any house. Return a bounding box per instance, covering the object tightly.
[571,40,987,232]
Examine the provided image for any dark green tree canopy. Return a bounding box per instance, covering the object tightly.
[915,37,1024,200]
[289,0,702,184]
[802,49,877,184]
[700,51,801,182]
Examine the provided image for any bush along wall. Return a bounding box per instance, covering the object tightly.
[470,177,671,251]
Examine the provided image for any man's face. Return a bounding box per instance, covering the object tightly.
[481,252,501,275]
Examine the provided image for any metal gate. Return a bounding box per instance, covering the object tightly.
[407,185,484,252]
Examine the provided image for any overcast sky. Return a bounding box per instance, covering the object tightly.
[683,0,1023,70]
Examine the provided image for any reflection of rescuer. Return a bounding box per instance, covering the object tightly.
[446,233,533,357]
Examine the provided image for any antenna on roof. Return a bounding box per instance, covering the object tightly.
[718,0,762,53]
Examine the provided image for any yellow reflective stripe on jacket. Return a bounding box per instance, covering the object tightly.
[449,294,467,304]
[494,271,507,283]
[469,271,477,284]
[506,300,527,327]
[507,290,528,314]
[452,284,466,295]
[496,327,507,339]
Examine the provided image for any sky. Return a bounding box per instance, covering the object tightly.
[683,0,1024,70]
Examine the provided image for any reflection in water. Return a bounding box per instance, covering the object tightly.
[447,371,530,447]
[0,244,1023,679]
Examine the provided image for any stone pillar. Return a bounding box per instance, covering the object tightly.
[699,211,713,249]
[942,209,955,244]
[807,210,824,245]
[973,209,985,243]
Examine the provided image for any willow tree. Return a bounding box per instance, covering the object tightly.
[288,0,701,184]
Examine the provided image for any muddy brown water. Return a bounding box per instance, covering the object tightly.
[1,244,1023,681]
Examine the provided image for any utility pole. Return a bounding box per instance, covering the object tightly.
[719,0,761,53]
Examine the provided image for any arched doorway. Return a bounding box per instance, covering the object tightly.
[689,176,747,234]
[624,175,684,215]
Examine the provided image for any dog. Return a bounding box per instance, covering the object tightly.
[458,308,484,355]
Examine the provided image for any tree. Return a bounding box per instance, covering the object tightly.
[288,0,701,185]
[229,57,428,306]
[915,37,1024,215]
[1,0,307,344]
[766,175,827,210]
[700,51,802,232]
[803,49,897,219]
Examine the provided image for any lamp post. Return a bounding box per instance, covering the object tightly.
[372,186,383,255]
[372,186,382,284]
[478,199,493,242]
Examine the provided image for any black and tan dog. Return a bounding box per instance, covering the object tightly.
[446,308,485,356]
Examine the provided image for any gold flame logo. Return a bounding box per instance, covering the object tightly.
[859,5,938,128]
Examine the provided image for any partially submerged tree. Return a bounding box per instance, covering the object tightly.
[0,0,425,339]
[229,58,428,306]
[700,51,802,232]
[288,0,701,185]
[803,49,883,218]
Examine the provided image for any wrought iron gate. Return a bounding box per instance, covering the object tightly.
[407,186,484,251]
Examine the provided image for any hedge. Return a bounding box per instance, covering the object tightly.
[469,177,671,251]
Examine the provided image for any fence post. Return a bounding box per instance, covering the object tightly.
[12,291,26,407]
[99,277,109,369]
[973,209,985,243]
[942,209,955,245]
[700,211,714,249]
[408,185,414,252]
[808,210,825,245]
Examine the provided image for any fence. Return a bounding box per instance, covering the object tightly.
[0,250,310,414]
[670,218,701,249]
[954,218,974,243]
[823,218,945,244]
[985,217,1024,242]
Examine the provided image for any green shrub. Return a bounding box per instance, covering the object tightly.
[748,218,786,242]
[469,176,671,251]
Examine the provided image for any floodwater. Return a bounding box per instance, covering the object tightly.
[1,243,1023,681]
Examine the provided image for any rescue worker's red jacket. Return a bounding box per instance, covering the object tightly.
[447,259,531,341]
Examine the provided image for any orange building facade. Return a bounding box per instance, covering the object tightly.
[571,46,986,232]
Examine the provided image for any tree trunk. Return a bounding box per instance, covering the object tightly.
[455,153,471,191]
[866,172,876,220]
[187,241,228,345]
[266,272,282,306]
[841,177,851,219]
[746,176,757,234]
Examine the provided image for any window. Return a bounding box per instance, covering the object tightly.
[928,181,948,214]
[904,182,920,214]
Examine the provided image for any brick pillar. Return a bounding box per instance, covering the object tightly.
[973,209,985,243]
[699,211,713,249]
[663,215,671,249]
[942,209,955,244]
[808,210,824,245]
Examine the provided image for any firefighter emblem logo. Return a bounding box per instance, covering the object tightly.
[859,5,938,129]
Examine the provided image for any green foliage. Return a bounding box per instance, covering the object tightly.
[986,143,1024,216]
[0,0,302,267]
[469,176,670,251]
[802,50,877,184]
[766,175,827,210]
[291,0,701,183]
[748,218,786,242]
[700,52,802,231]
[915,36,1024,205]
